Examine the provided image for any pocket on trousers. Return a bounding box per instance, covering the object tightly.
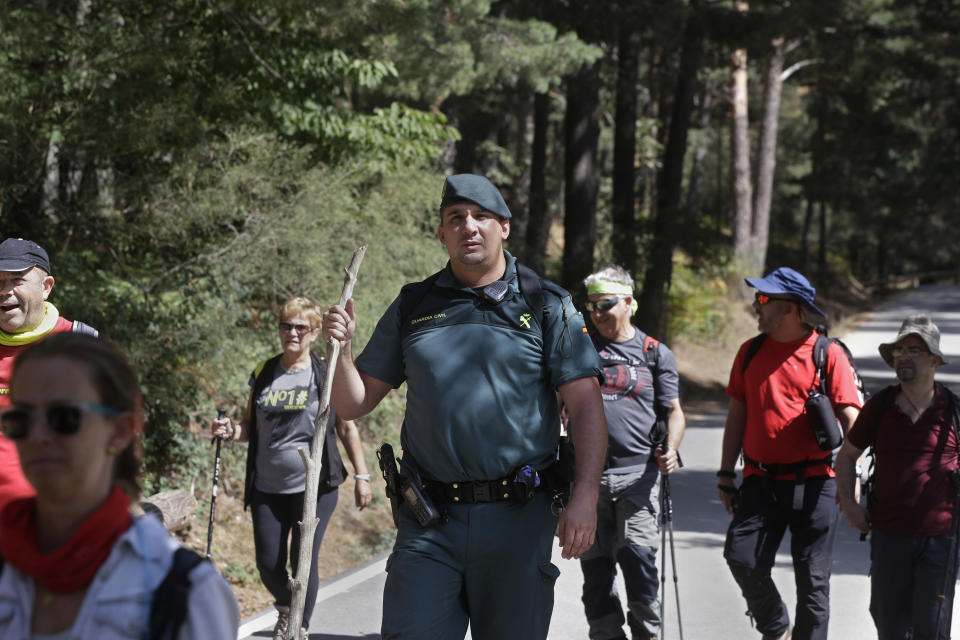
[538,561,560,585]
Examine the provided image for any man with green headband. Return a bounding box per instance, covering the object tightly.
[0,238,98,510]
[580,265,686,640]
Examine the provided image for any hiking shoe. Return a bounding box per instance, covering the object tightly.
[273,605,290,640]
[300,627,309,639]
[762,628,792,640]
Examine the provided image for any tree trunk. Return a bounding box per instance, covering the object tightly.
[137,489,198,533]
[509,88,533,260]
[525,92,551,274]
[685,81,713,224]
[287,248,366,639]
[637,0,703,337]
[562,62,601,294]
[751,37,786,275]
[612,25,641,272]
[801,193,814,273]
[41,138,60,219]
[817,200,827,285]
[730,1,753,283]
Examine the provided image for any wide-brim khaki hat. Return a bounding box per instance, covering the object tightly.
[879,314,949,367]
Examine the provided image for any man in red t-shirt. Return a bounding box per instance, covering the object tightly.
[836,315,959,640]
[0,238,98,510]
[717,267,862,640]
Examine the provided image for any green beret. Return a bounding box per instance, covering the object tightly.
[439,174,512,219]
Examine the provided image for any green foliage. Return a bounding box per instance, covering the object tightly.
[221,559,258,586]
[47,129,446,490]
[666,258,732,343]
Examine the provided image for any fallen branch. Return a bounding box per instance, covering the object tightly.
[287,246,367,639]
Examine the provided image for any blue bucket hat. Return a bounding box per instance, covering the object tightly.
[744,267,825,317]
[439,174,512,219]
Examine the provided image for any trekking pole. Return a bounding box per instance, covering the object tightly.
[662,475,684,640]
[660,487,667,640]
[934,471,960,639]
[205,408,226,560]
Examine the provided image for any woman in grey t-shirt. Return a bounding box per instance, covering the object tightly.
[211,297,371,640]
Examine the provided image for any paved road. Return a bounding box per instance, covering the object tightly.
[239,285,960,640]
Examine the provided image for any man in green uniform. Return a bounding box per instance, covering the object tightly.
[322,173,607,640]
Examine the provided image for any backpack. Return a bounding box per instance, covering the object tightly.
[0,546,205,640]
[397,263,545,331]
[243,351,346,510]
[596,332,670,448]
[741,329,868,405]
[148,548,206,640]
[862,382,960,514]
[642,335,670,447]
[70,320,99,337]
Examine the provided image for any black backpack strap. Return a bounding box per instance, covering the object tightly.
[516,263,545,328]
[741,334,767,375]
[397,271,444,329]
[243,354,282,509]
[643,335,660,370]
[643,334,668,447]
[399,265,545,330]
[149,547,206,640]
[812,333,831,392]
[70,320,99,338]
[938,383,960,454]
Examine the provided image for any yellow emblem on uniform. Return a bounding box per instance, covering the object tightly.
[519,313,532,329]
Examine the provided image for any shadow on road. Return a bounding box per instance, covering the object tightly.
[667,467,875,578]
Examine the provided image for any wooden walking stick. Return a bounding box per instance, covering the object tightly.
[286,246,367,639]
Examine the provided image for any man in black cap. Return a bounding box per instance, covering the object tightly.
[323,173,607,639]
[836,314,959,640]
[716,267,863,640]
[0,238,98,509]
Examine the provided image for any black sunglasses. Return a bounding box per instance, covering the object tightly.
[0,402,122,440]
[584,297,622,313]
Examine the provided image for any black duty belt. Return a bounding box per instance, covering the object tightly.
[424,478,516,504]
[424,464,564,505]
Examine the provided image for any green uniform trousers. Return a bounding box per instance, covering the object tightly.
[381,492,559,640]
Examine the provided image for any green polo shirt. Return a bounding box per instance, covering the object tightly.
[356,252,602,483]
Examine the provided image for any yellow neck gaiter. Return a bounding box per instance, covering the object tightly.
[0,302,60,347]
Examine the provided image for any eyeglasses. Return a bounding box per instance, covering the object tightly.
[891,345,929,358]
[754,293,794,306]
[584,297,622,313]
[278,322,313,334]
[0,402,123,440]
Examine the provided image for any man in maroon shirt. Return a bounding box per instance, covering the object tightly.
[837,314,959,640]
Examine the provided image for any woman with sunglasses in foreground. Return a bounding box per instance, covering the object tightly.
[0,332,239,639]
[210,296,371,640]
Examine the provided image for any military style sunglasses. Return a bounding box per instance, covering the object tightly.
[891,345,929,358]
[754,293,795,306]
[584,297,622,313]
[278,322,313,334]
[0,402,123,440]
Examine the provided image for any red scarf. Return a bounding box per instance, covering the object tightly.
[0,485,132,594]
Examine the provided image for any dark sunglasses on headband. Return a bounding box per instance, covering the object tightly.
[0,402,123,440]
[584,297,622,313]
